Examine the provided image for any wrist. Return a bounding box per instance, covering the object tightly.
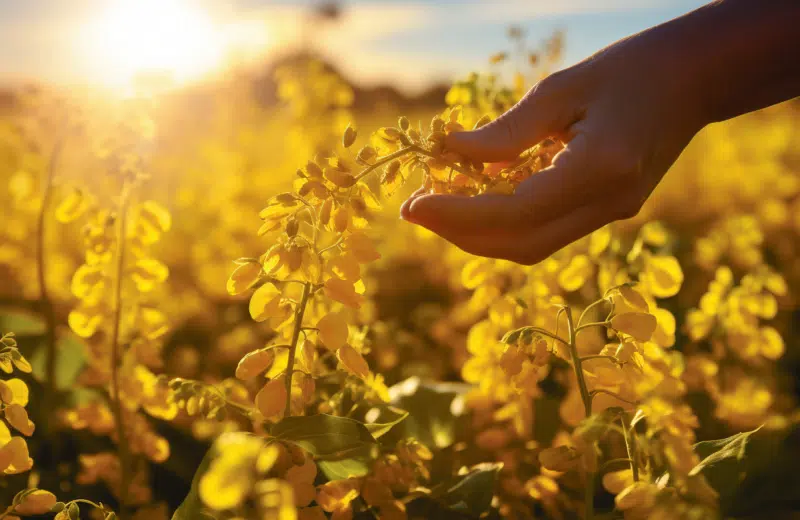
[667,0,800,125]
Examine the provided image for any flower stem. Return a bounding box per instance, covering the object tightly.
[575,321,611,335]
[284,282,312,418]
[524,326,570,347]
[354,147,415,182]
[565,308,594,520]
[589,389,638,407]
[109,183,133,518]
[579,355,618,364]
[577,298,609,328]
[621,416,640,481]
[37,133,64,463]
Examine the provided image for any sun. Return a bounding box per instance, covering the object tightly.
[82,0,225,90]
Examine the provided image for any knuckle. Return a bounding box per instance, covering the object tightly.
[530,71,563,99]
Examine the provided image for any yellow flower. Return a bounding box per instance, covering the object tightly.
[611,312,657,342]
[256,376,288,420]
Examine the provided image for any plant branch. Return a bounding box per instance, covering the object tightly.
[354,147,416,182]
[565,307,594,520]
[575,321,611,335]
[577,298,609,329]
[284,282,312,418]
[621,416,640,481]
[109,183,133,518]
[579,355,618,364]
[589,389,638,406]
[37,131,65,459]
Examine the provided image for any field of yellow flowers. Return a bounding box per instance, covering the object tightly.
[0,39,798,520]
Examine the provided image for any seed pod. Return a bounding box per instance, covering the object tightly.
[286,246,303,272]
[342,124,357,148]
[68,503,80,520]
[275,192,295,205]
[430,116,445,133]
[445,122,464,133]
[285,218,299,237]
[324,168,357,188]
[407,128,420,142]
[378,127,402,141]
[319,198,333,226]
[382,160,401,184]
[398,116,410,131]
[333,205,350,232]
[306,161,323,178]
[356,146,377,164]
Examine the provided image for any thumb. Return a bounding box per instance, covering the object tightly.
[445,75,573,163]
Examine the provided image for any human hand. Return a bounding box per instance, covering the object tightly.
[400,21,711,265]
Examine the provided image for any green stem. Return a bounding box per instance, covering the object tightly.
[577,298,609,328]
[38,134,65,427]
[354,147,416,182]
[579,355,618,364]
[589,389,638,407]
[109,184,133,518]
[621,417,640,481]
[284,282,312,418]
[37,133,65,481]
[575,321,611,335]
[525,326,570,347]
[565,308,594,520]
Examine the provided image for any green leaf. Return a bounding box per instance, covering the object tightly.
[363,405,409,438]
[0,310,46,336]
[691,427,762,478]
[271,414,379,480]
[388,377,471,450]
[317,444,376,480]
[430,462,502,516]
[29,334,87,390]
[272,414,378,456]
[689,424,793,510]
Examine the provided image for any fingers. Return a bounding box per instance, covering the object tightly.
[399,187,426,220]
[405,130,600,233]
[415,186,640,265]
[445,74,579,163]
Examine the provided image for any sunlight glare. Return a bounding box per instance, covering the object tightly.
[84,0,225,90]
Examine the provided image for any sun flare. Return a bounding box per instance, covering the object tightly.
[83,0,226,90]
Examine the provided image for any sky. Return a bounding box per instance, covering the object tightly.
[0,0,710,93]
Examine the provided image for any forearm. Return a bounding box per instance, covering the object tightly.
[669,0,800,124]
